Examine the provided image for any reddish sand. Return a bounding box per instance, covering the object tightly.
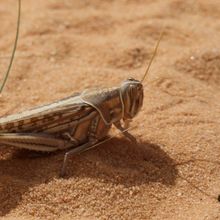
[0,0,220,219]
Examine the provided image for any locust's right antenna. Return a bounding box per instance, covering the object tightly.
[141,29,164,83]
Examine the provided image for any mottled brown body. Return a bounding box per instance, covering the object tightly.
[0,79,144,176]
[0,87,123,151]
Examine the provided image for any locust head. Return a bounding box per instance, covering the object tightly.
[120,78,144,120]
[120,30,163,121]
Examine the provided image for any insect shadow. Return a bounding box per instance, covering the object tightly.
[68,138,178,187]
[0,138,178,216]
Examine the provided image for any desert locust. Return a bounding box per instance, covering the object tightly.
[0,1,163,176]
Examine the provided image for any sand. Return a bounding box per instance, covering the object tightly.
[0,0,220,219]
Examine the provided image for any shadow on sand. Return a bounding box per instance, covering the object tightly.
[0,138,178,216]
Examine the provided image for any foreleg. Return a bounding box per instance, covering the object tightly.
[114,121,137,143]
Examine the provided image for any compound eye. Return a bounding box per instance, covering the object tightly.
[128,77,135,81]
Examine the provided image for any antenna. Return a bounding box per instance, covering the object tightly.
[141,29,164,83]
[0,0,21,93]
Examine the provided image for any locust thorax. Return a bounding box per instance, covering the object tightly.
[120,78,144,120]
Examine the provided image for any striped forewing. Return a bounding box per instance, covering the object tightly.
[0,95,93,134]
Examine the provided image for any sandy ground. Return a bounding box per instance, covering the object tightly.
[0,0,220,219]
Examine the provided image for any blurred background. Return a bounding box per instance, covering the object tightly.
[0,1,220,219]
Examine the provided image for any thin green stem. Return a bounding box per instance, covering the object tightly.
[0,0,21,93]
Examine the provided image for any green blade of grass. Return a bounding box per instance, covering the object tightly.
[0,0,21,93]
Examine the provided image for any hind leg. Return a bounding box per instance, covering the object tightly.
[0,133,67,152]
[60,139,97,177]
